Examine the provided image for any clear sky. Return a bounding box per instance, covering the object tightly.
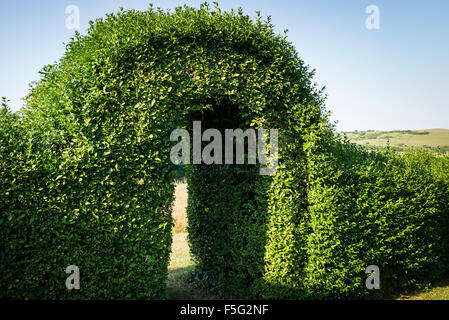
[0,0,448,131]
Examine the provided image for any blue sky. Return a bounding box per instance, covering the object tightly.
[0,0,448,131]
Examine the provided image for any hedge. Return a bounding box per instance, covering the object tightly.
[1,94,172,299]
[1,4,328,299]
[299,138,449,298]
[1,4,448,299]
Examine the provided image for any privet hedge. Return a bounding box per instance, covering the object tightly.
[1,4,449,300]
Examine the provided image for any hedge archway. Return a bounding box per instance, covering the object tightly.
[2,4,449,301]
[1,5,330,299]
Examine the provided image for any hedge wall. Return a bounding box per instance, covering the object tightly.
[1,93,173,299]
[299,138,449,298]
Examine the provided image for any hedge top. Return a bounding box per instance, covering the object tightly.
[26,3,326,141]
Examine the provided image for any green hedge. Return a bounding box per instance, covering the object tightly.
[1,98,172,299]
[186,164,266,298]
[191,131,449,299]
[300,139,449,298]
[2,4,448,300]
[1,4,328,299]
[170,4,329,298]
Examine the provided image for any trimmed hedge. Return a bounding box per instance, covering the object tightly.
[189,131,449,300]
[1,5,328,299]
[173,5,329,298]
[1,95,172,299]
[300,138,449,298]
[186,164,266,298]
[1,4,448,300]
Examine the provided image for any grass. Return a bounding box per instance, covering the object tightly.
[165,181,217,300]
[165,232,216,299]
[171,181,188,234]
[396,280,449,300]
[341,128,449,152]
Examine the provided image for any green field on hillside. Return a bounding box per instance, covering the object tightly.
[341,128,449,152]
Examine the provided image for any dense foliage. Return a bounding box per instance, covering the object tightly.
[1,4,326,299]
[300,138,449,298]
[1,4,448,299]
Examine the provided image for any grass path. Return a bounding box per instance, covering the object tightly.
[165,182,216,299]
[165,232,215,299]
[396,281,449,300]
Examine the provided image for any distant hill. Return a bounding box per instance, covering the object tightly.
[340,129,449,153]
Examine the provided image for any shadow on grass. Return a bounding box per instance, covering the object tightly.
[166,265,218,300]
[395,279,449,300]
